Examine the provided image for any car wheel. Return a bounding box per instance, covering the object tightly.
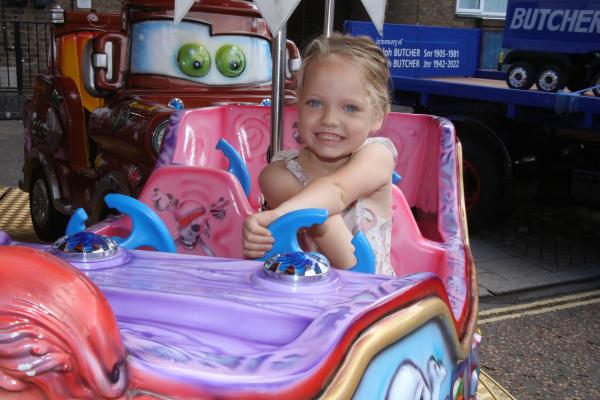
[460,133,507,233]
[29,170,68,241]
[535,64,567,93]
[506,62,535,90]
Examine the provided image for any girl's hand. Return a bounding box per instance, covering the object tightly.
[242,210,279,258]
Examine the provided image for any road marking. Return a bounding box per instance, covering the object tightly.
[479,296,600,324]
[478,370,517,400]
[479,289,600,316]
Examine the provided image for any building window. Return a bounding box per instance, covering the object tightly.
[456,0,507,19]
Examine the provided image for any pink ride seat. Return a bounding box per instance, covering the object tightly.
[155,105,303,211]
[148,105,469,321]
[137,165,254,259]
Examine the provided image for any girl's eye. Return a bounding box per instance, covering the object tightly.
[344,104,358,112]
[177,43,211,77]
[307,99,321,108]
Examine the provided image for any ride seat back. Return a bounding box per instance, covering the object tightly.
[158,106,301,210]
[137,165,254,258]
[389,185,447,278]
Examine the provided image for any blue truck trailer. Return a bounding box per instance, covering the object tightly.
[391,75,600,231]
[503,0,600,94]
[346,18,600,232]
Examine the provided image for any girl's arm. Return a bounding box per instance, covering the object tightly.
[307,215,356,268]
[243,142,394,261]
[242,161,303,259]
[276,142,395,216]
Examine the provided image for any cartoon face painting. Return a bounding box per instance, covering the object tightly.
[175,200,211,250]
[151,188,229,256]
[130,21,272,85]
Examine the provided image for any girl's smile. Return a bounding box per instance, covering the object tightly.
[315,132,344,142]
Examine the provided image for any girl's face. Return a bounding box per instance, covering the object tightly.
[297,54,382,162]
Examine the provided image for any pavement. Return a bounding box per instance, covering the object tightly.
[472,201,600,298]
[0,94,25,120]
[0,117,599,299]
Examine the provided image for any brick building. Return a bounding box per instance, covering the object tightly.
[0,0,507,95]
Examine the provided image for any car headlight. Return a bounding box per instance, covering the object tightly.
[151,120,169,157]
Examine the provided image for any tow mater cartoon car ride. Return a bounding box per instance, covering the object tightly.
[22,0,300,240]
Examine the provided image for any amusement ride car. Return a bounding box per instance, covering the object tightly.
[1,1,480,399]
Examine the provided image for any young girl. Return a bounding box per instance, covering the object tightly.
[243,33,397,276]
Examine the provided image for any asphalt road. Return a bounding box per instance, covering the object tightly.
[480,287,600,399]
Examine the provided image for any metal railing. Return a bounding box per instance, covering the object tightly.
[0,20,51,94]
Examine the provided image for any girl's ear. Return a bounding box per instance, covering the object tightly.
[370,113,385,133]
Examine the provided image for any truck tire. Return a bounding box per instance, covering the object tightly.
[29,169,68,241]
[506,62,535,90]
[535,64,567,93]
[459,133,506,233]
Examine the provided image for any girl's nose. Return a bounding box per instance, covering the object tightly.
[320,107,340,126]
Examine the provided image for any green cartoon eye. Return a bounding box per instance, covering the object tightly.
[215,44,246,77]
[177,43,211,77]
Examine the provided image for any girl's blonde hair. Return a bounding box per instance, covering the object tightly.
[297,32,391,123]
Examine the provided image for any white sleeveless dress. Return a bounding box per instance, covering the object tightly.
[271,137,397,276]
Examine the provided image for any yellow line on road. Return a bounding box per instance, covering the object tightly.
[479,289,600,316]
[478,370,518,400]
[479,297,600,325]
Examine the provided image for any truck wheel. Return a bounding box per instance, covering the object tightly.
[506,62,535,90]
[29,170,68,241]
[535,64,566,93]
[460,133,505,233]
[592,71,600,97]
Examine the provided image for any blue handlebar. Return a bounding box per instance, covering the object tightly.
[258,208,327,260]
[349,232,375,274]
[67,195,176,253]
[216,138,251,197]
[104,194,176,253]
[66,208,89,235]
[258,208,375,273]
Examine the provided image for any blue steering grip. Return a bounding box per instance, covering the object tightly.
[258,208,376,274]
[66,208,89,236]
[258,208,328,260]
[349,232,376,274]
[216,138,251,197]
[104,194,176,253]
[66,195,176,253]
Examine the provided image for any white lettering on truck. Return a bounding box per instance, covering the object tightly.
[509,7,600,33]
